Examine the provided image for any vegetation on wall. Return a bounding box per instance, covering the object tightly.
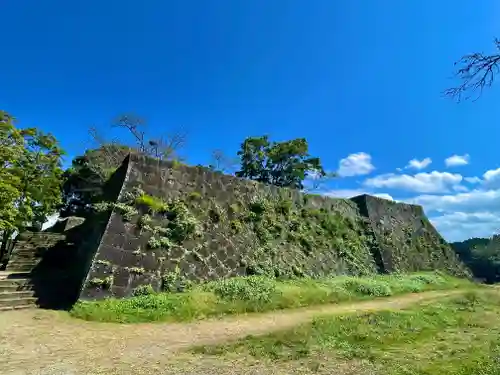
[92,180,381,294]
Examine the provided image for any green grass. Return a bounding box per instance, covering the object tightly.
[194,289,500,375]
[70,271,473,323]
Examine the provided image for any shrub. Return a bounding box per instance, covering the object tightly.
[132,284,156,296]
[204,276,280,303]
[342,278,393,297]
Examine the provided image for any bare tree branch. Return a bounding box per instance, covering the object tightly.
[445,38,500,101]
[208,149,239,174]
[112,114,148,152]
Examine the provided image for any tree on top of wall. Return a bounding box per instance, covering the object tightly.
[60,113,187,217]
[235,135,328,190]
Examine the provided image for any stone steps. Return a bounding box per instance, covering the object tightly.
[0,271,37,310]
[0,279,33,293]
[0,271,31,280]
[0,290,35,300]
[0,304,36,312]
[1,230,77,312]
[6,263,37,272]
[0,294,37,310]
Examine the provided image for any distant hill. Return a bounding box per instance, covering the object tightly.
[450,237,500,284]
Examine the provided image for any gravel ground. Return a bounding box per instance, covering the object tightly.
[0,290,464,375]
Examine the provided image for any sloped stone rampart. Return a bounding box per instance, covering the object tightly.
[78,154,470,300]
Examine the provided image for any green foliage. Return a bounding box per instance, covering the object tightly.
[137,214,152,228]
[95,259,111,266]
[70,272,471,323]
[204,276,279,303]
[88,276,113,289]
[195,290,500,375]
[135,194,168,213]
[229,219,243,233]
[235,135,327,190]
[162,265,193,293]
[60,144,131,217]
[451,235,500,283]
[113,202,138,221]
[342,278,392,296]
[132,284,156,296]
[188,191,202,200]
[0,111,65,256]
[234,193,375,278]
[165,199,201,242]
[126,266,145,275]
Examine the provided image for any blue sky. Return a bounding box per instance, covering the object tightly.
[2,0,500,242]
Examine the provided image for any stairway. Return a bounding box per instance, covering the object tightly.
[6,232,67,272]
[0,271,37,311]
[1,232,68,311]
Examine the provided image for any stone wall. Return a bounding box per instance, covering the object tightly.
[79,154,470,300]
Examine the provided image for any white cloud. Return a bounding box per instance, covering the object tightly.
[445,154,470,167]
[323,189,394,201]
[409,189,500,214]
[482,168,500,189]
[465,176,481,184]
[363,171,463,193]
[452,185,468,192]
[430,211,500,242]
[405,157,432,170]
[337,152,375,177]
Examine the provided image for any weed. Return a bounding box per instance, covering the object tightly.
[88,276,113,289]
[126,267,145,275]
[71,272,472,324]
[132,284,156,296]
[193,290,500,375]
[135,194,168,213]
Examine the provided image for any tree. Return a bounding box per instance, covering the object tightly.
[0,112,24,231]
[208,149,239,174]
[235,135,327,190]
[446,38,500,101]
[0,111,65,260]
[451,236,500,283]
[59,113,187,217]
[59,144,131,217]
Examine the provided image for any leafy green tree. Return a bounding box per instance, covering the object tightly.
[0,111,65,260]
[235,135,327,190]
[451,236,500,283]
[0,112,24,231]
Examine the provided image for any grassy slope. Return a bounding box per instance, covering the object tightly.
[194,288,500,375]
[70,272,473,323]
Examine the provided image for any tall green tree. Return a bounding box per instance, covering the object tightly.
[0,111,65,260]
[0,112,24,231]
[235,135,326,190]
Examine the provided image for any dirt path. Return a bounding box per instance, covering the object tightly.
[0,289,467,375]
